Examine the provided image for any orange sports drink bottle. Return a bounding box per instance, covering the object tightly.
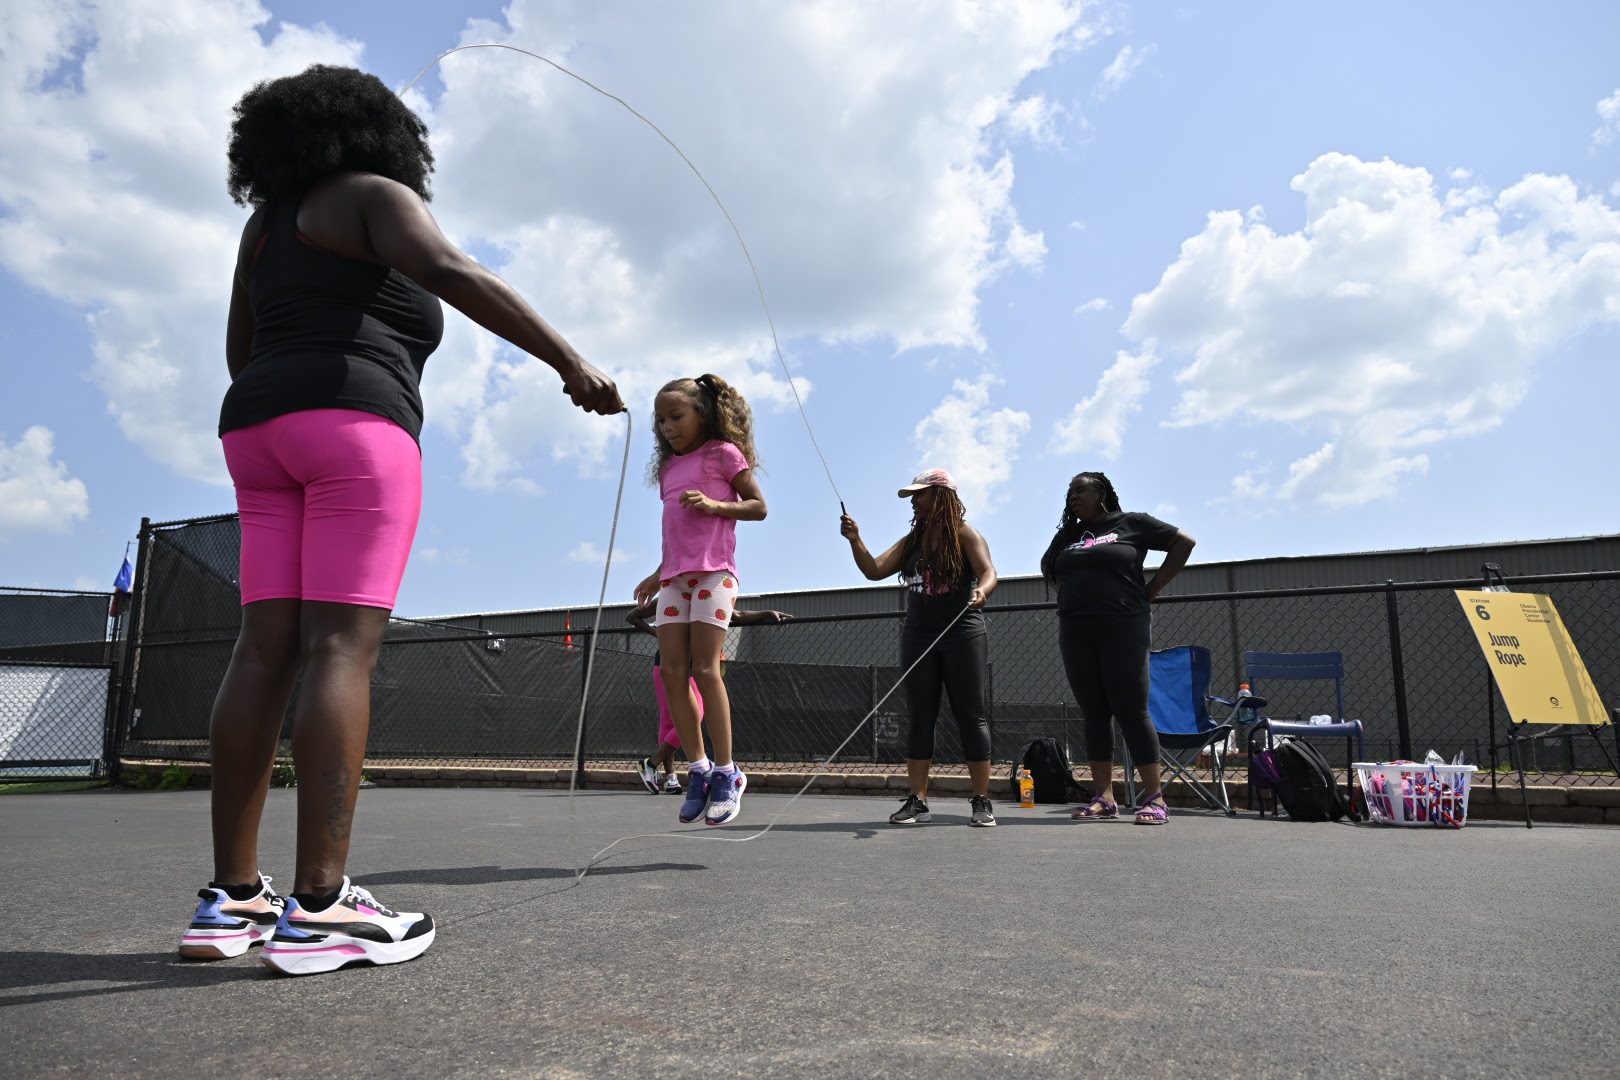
[1018,767,1034,808]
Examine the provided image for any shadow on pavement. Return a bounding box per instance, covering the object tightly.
[0,950,266,1006]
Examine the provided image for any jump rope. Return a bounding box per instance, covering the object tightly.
[402,45,971,891]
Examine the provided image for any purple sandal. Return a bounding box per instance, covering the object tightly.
[1134,792,1169,825]
[1072,796,1119,820]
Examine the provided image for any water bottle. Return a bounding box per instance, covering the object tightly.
[1018,766,1034,808]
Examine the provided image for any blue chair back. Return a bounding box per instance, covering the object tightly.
[1244,650,1346,721]
[1148,646,1215,736]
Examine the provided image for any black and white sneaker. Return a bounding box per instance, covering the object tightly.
[636,757,661,794]
[889,794,931,824]
[969,795,997,827]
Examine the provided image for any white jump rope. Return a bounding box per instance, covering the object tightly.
[403,45,971,887]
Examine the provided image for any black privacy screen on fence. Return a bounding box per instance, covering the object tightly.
[114,513,1620,783]
[0,587,118,779]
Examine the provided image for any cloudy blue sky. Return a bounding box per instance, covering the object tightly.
[3,0,1618,616]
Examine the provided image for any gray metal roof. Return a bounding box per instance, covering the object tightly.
[417,533,1619,629]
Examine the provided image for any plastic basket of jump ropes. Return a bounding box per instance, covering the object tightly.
[1354,757,1478,828]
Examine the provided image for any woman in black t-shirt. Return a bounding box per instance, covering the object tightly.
[840,469,1000,827]
[1040,472,1195,824]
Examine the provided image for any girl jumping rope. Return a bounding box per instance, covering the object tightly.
[635,374,767,826]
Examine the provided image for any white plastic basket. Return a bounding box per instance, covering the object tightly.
[1354,762,1478,828]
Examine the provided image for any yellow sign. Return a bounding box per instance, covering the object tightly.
[1455,591,1608,725]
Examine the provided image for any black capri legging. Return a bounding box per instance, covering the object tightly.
[900,627,993,761]
[1058,613,1159,766]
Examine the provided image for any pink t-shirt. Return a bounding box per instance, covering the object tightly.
[660,440,751,578]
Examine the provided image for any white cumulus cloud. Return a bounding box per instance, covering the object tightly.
[1593,89,1620,148]
[419,0,1089,488]
[0,427,90,538]
[1004,93,1062,146]
[912,374,1030,513]
[0,1,1094,497]
[567,541,633,566]
[1123,152,1620,507]
[0,1,360,484]
[1051,348,1157,460]
[1097,43,1152,98]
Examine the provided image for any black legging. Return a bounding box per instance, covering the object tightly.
[900,627,992,761]
[1058,613,1159,766]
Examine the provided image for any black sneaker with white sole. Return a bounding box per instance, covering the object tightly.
[969,794,997,827]
[889,794,931,824]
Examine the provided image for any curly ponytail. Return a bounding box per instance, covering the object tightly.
[647,373,762,482]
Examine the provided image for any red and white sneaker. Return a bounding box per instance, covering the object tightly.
[179,874,284,960]
[261,877,435,976]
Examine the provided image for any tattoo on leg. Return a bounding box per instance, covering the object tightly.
[322,764,353,842]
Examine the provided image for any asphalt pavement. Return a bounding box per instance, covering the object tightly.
[2,786,1616,1079]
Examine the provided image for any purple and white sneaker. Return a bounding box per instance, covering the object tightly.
[679,768,713,823]
[261,877,434,976]
[705,768,747,826]
[179,873,283,959]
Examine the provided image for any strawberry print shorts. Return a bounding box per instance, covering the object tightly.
[654,570,740,628]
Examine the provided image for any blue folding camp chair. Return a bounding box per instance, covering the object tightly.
[1123,646,1236,815]
[1244,651,1365,798]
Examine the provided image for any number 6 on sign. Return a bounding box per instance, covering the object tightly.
[1456,591,1608,726]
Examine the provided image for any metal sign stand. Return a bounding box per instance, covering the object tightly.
[1477,564,1620,828]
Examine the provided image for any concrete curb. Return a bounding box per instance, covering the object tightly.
[118,758,1619,824]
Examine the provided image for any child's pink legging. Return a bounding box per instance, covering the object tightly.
[653,665,704,750]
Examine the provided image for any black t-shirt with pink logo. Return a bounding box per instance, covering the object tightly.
[1043,512,1180,617]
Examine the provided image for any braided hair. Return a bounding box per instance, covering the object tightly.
[904,486,968,590]
[647,373,761,483]
[1040,472,1122,581]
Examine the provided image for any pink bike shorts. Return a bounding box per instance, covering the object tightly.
[221,408,422,609]
[653,665,704,750]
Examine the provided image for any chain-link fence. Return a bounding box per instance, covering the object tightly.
[112,514,1620,788]
[0,587,119,780]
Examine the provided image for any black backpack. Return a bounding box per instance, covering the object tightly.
[1011,738,1091,804]
[1271,738,1360,822]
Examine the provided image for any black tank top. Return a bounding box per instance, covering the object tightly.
[218,199,444,440]
[901,534,985,637]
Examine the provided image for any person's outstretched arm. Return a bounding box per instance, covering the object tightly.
[731,609,792,626]
[839,514,910,581]
[295,173,622,415]
[627,603,657,637]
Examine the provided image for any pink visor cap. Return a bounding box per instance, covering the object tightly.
[897,469,957,497]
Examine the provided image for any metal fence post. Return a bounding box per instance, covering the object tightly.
[868,665,878,763]
[105,517,153,785]
[574,625,595,788]
[1385,581,1412,760]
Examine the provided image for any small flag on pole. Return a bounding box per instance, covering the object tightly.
[110,553,134,617]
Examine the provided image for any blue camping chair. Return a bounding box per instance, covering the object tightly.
[1244,651,1365,808]
[1123,646,1237,815]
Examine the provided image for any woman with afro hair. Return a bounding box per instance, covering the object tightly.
[1040,472,1195,825]
[179,65,622,976]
